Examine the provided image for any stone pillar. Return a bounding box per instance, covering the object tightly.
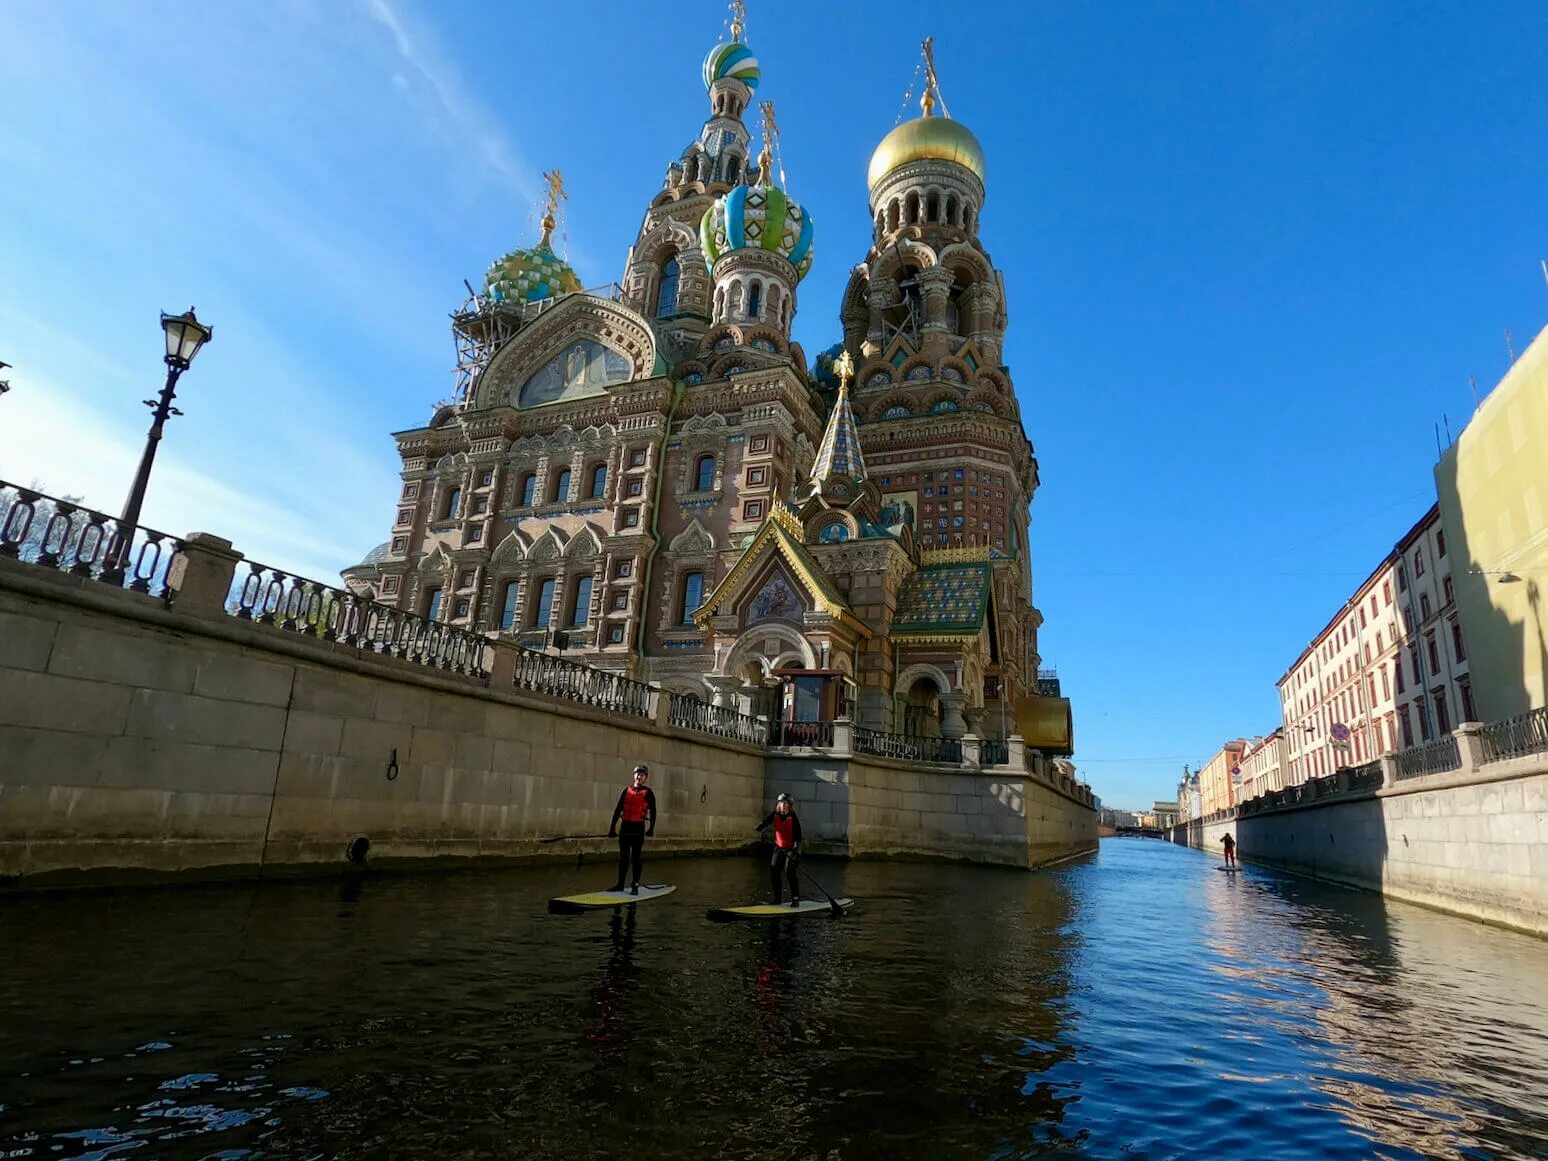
[488,639,520,688]
[915,267,955,343]
[653,685,674,731]
[1378,751,1399,788]
[168,533,244,618]
[939,692,967,740]
[864,278,896,354]
[831,716,853,758]
[961,733,981,769]
[1007,734,1027,773]
[1454,722,1487,773]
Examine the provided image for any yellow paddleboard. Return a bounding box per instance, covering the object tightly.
[706,898,852,922]
[548,884,676,913]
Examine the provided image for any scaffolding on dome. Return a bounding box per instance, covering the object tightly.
[448,282,626,406]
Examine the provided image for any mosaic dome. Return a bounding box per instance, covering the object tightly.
[700,182,814,281]
[484,242,582,304]
[867,115,985,190]
[702,41,760,91]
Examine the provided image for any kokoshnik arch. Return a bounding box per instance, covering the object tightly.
[343,17,1073,754]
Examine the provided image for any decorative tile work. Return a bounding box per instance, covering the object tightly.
[892,563,991,634]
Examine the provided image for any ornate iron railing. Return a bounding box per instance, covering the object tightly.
[1480,706,1548,763]
[667,694,770,745]
[508,648,654,718]
[772,720,835,749]
[980,738,1010,766]
[0,481,181,599]
[1394,735,1461,780]
[853,727,962,764]
[228,562,489,676]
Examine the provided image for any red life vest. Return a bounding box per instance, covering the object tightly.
[772,812,797,849]
[620,786,651,823]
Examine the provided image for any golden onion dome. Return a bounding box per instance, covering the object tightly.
[867,114,985,191]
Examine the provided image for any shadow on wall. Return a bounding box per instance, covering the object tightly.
[1236,797,1391,895]
[764,755,852,852]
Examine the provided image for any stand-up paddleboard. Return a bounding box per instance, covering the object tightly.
[1218,865,1240,873]
[706,898,853,922]
[548,884,676,913]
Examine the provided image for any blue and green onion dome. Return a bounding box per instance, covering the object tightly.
[484,242,582,304]
[700,183,814,281]
[703,41,760,91]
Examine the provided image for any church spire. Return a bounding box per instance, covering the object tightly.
[809,351,867,491]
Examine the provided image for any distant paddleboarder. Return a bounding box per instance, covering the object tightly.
[755,793,803,906]
[1222,832,1237,868]
[608,764,657,895]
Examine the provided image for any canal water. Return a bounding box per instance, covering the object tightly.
[3,841,1547,1160]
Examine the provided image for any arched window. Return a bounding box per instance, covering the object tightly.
[589,463,607,499]
[726,156,741,184]
[519,473,537,507]
[444,487,462,519]
[499,581,519,630]
[746,281,761,320]
[552,468,571,503]
[657,256,680,317]
[881,405,910,420]
[534,578,556,628]
[679,571,704,624]
[932,400,959,414]
[568,575,593,627]
[926,191,940,221]
[694,454,716,492]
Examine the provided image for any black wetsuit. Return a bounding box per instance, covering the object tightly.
[609,785,657,889]
[756,810,803,903]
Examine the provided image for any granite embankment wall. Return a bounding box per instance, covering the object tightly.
[1190,748,1548,937]
[0,544,1095,887]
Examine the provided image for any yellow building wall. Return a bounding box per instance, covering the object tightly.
[1436,324,1548,719]
[1198,743,1241,817]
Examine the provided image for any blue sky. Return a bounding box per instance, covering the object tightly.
[2,1,1545,808]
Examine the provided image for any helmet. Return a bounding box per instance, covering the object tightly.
[776,792,791,803]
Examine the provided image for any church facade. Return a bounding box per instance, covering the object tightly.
[343,20,1072,752]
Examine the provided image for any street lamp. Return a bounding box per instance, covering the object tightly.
[118,307,212,538]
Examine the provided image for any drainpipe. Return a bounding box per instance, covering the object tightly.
[633,378,684,678]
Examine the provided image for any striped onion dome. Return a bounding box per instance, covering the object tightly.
[484,242,582,304]
[811,381,866,487]
[702,41,760,91]
[700,182,814,281]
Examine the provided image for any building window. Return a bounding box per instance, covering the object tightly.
[627,478,644,497]
[746,282,761,319]
[444,487,462,519]
[747,466,767,486]
[1381,666,1390,700]
[1426,633,1440,675]
[622,509,640,528]
[383,576,400,595]
[458,570,474,589]
[473,497,489,515]
[534,578,556,628]
[1458,678,1475,723]
[391,537,407,554]
[1420,593,1432,620]
[608,626,626,644]
[520,474,537,507]
[695,454,716,492]
[455,598,470,619]
[1398,566,1407,592]
[425,588,443,621]
[1450,619,1466,663]
[396,508,413,526]
[743,501,764,520]
[402,482,420,500]
[1383,580,1392,605]
[1443,575,1454,604]
[1414,550,1425,577]
[1402,608,1413,634]
[679,571,704,624]
[657,256,680,317]
[1358,607,1367,628]
[590,464,608,499]
[569,576,593,626]
[552,469,572,503]
[630,448,647,467]
[1395,658,1405,694]
[479,470,494,488]
[467,526,482,543]
[1432,687,1450,734]
[616,561,633,579]
[1437,529,1446,557]
[750,435,770,453]
[611,592,628,611]
[499,581,519,630]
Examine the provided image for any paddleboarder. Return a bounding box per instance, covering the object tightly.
[755,792,803,906]
[607,764,657,895]
[1222,832,1237,868]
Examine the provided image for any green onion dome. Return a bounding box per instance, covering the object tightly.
[700,181,814,281]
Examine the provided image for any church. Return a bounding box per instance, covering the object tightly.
[343,9,1073,755]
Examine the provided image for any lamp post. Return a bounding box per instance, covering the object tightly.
[118,308,212,540]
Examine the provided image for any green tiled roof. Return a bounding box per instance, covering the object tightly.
[891,562,991,634]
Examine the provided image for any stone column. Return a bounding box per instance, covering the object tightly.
[865,278,896,354]
[939,692,967,740]
[488,639,521,688]
[1454,722,1487,774]
[168,533,244,618]
[915,266,955,343]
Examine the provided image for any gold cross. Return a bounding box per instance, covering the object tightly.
[833,349,855,390]
[538,168,567,246]
[729,0,746,42]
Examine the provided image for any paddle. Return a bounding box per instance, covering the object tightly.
[539,833,611,844]
[796,860,846,918]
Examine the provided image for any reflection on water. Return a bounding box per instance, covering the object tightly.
[1,844,1546,1159]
